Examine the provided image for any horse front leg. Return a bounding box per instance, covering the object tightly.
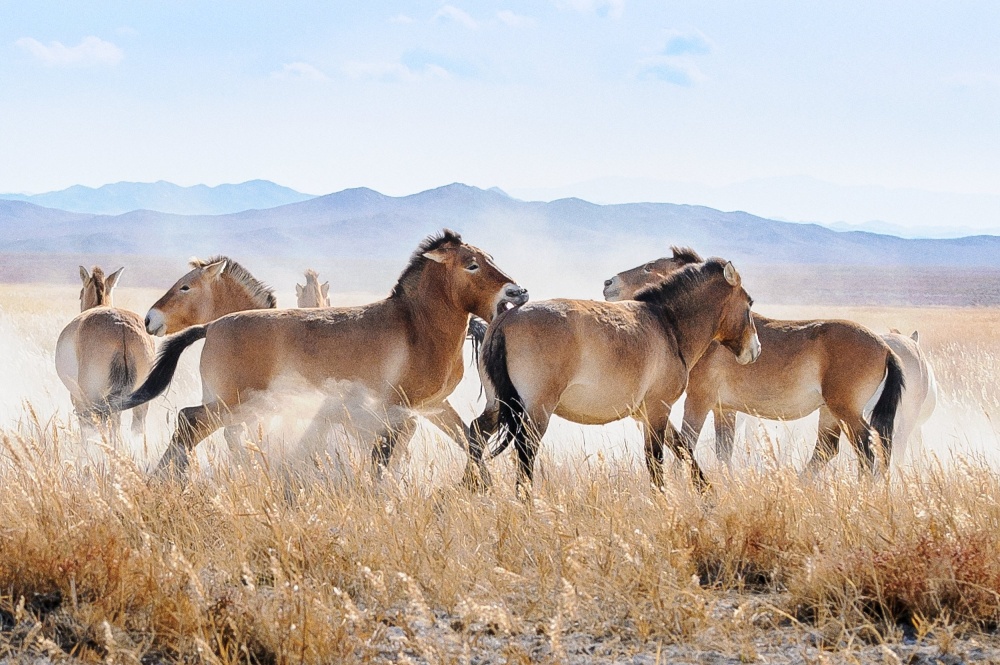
[805,406,842,473]
[664,421,710,492]
[424,400,493,491]
[642,421,666,489]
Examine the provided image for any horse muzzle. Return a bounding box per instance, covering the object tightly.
[495,284,529,316]
[603,276,623,302]
[736,332,762,365]
[145,308,167,337]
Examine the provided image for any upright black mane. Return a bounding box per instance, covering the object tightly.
[670,246,703,264]
[633,258,726,307]
[189,255,277,308]
[390,229,463,297]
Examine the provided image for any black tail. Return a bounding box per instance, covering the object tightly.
[104,351,138,412]
[466,316,488,367]
[871,351,905,465]
[114,325,207,410]
[483,326,527,459]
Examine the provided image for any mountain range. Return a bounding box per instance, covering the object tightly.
[3,182,1000,267]
[0,180,315,216]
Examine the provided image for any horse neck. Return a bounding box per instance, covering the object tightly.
[395,269,470,356]
[664,284,728,367]
[211,277,267,317]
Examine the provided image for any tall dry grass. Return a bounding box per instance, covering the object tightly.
[3,287,1000,661]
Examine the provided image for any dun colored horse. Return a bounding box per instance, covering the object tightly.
[296,269,330,308]
[883,330,937,463]
[121,230,528,480]
[144,256,277,337]
[55,266,155,435]
[605,249,905,473]
[143,256,277,459]
[476,257,759,494]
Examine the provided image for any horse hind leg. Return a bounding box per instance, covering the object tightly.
[154,401,229,480]
[806,406,842,472]
[713,408,738,468]
[371,414,418,479]
[513,406,551,500]
[426,400,493,491]
[664,421,710,492]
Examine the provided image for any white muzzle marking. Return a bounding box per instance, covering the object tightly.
[737,331,762,365]
[145,308,167,337]
[603,276,622,301]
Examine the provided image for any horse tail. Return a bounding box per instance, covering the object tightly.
[105,349,138,413]
[115,325,207,410]
[466,316,488,366]
[871,350,906,465]
[482,325,526,459]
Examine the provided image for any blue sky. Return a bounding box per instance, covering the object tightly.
[2,1,998,229]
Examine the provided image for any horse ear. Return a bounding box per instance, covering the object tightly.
[106,267,125,290]
[295,284,304,297]
[321,282,330,297]
[911,330,919,343]
[203,259,227,280]
[723,261,740,286]
[423,248,449,263]
[79,266,90,283]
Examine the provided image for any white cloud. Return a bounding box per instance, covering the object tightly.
[553,0,624,19]
[497,10,536,28]
[15,35,123,67]
[434,5,479,29]
[274,62,329,82]
[342,60,450,83]
[636,56,706,87]
[389,14,415,24]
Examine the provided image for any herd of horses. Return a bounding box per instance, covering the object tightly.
[54,229,937,494]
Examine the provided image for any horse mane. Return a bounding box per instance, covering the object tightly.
[88,266,107,305]
[189,255,277,309]
[390,229,463,298]
[633,258,726,307]
[303,268,321,285]
[670,246,703,264]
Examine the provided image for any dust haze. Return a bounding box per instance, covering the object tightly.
[0,227,997,484]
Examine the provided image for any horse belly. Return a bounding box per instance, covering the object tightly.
[720,359,824,420]
[555,369,645,425]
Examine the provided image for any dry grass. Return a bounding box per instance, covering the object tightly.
[3,286,1000,663]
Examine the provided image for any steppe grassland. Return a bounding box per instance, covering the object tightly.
[2,283,1000,663]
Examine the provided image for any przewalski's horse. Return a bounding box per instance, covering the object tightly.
[144,256,277,337]
[604,250,905,474]
[476,257,760,495]
[883,330,937,464]
[55,266,155,435]
[296,269,330,308]
[120,230,528,480]
[142,256,277,460]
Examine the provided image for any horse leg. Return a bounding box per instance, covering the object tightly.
[425,400,493,491]
[680,394,711,461]
[154,401,228,480]
[223,425,251,464]
[664,421,710,492]
[130,403,149,437]
[642,420,666,489]
[513,406,552,500]
[714,407,738,467]
[371,414,418,478]
[841,414,879,477]
[806,406,842,472]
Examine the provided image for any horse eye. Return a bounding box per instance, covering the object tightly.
[466,263,480,272]
[643,264,653,272]
[180,285,191,292]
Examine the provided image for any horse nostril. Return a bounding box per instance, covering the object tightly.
[604,279,613,287]
[144,315,151,328]
[506,286,523,297]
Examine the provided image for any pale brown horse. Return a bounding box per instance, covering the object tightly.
[120,230,528,480]
[143,256,277,337]
[55,266,155,435]
[143,256,277,459]
[296,269,330,308]
[476,257,759,494]
[605,250,905,474]
[883,330,937,464]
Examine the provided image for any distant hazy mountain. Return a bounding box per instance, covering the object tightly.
[509,175,1000,236]
[0,180,315,215]
[4,183,1000,272]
